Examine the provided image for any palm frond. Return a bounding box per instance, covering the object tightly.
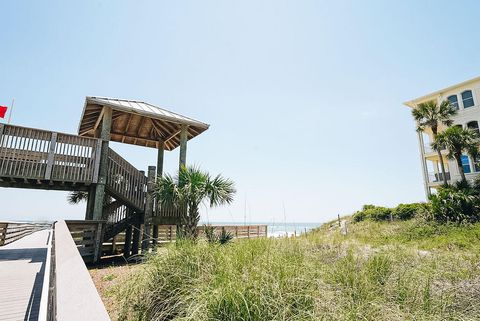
[67,191,88,204]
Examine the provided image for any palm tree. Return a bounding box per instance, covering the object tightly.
[156,165,236,239]
[433,126,480,182]
[67,191,88,204]
[412,100,457,185]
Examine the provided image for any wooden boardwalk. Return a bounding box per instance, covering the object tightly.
[0,229,51,321]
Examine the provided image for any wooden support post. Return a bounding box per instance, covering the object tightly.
[124,225,132,258]
[142,166,156,251]
[85,185,96,220]
[93,222,104,263]
[247,226,250,238]
[152,225,158,247]
[179,125,188,171]
[154,140,164,239]
[157,140,165,178]
[131,220,140,255]
[111,235,117,255]
[44,132,57,180]
[92,106,112,221]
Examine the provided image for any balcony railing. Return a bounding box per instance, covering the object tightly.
[428,172,451,183]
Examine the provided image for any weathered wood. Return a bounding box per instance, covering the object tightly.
[179,125,188,170]
[85,185,96,220]
[0,221,51,246]
[55,220,111,321]
[92,106,112,221]
[142,166,156,251]
[124,225,132,257]
[105,148,147,211]
[0,123,4,143]
[131,220,140,255]
[0,229,52,321]
[0,124,99,184]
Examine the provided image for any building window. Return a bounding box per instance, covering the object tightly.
[462,90,475,108]
[461,155,471,173]
[447,95,459,110]
[467,121,480,134]
[474,156,480,172]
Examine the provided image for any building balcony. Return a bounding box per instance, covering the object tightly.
[428,172,451,186]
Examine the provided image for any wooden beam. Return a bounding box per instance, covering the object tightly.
[164,130,181,144]
[92,106,112,221]
[179,125,188,170]
[92,108,105,133]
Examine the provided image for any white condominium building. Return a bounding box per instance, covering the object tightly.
[404,76,480,197]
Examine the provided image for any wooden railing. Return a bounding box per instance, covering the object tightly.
[53,220,111,320]
[197,225,268,239]
[65,220,105,263]
[0,124,100,183]
[0,221,52,246]
[106,148,146,210]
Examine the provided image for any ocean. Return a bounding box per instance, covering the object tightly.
[202,222,323,237]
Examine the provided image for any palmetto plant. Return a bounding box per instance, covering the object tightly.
[156,165,236,239]
[67,191,88,204]
[432,126,480,182]
[412,100,457,185]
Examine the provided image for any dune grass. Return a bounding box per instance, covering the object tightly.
[112,219,480,320]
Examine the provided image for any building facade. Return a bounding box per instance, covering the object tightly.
[404,76,480,197]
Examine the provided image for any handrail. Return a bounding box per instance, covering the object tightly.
[53,220,111,321]
[0,221,52,246]
[0,124,101,183]
[106,148,147,210]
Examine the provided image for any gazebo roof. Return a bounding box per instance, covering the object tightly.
[78,96,209,151]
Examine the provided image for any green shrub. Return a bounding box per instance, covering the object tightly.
[353,210,367,222]
[392,203,426,220]
[218,227,233,244]
[204,225,218,243]
[353,205,391,222]
[364,206,391,221]
[429,186,480,223]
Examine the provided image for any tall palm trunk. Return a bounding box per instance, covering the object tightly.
[437,150,448,185]
[185,204,200,239]
[432,127,448,185]
[454,152,466,182]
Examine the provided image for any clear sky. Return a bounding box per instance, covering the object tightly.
[1,1,479,223]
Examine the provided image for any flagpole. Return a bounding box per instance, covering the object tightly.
[7,98,14,124]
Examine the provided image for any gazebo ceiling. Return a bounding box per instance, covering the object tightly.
[78,96,209,151]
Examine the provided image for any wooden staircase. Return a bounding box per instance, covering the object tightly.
[0,123,184,258]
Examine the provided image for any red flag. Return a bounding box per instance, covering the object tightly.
[0,106,7,119]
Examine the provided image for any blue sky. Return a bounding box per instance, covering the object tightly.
[1,1,479,223]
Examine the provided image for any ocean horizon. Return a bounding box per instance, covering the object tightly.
[200,221,324,237]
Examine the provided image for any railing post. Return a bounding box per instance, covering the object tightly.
[247,226,250,238]
[0,123,4,143]
[44,132,58,180]
[0,223,7,246]
[142,166,156,251]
